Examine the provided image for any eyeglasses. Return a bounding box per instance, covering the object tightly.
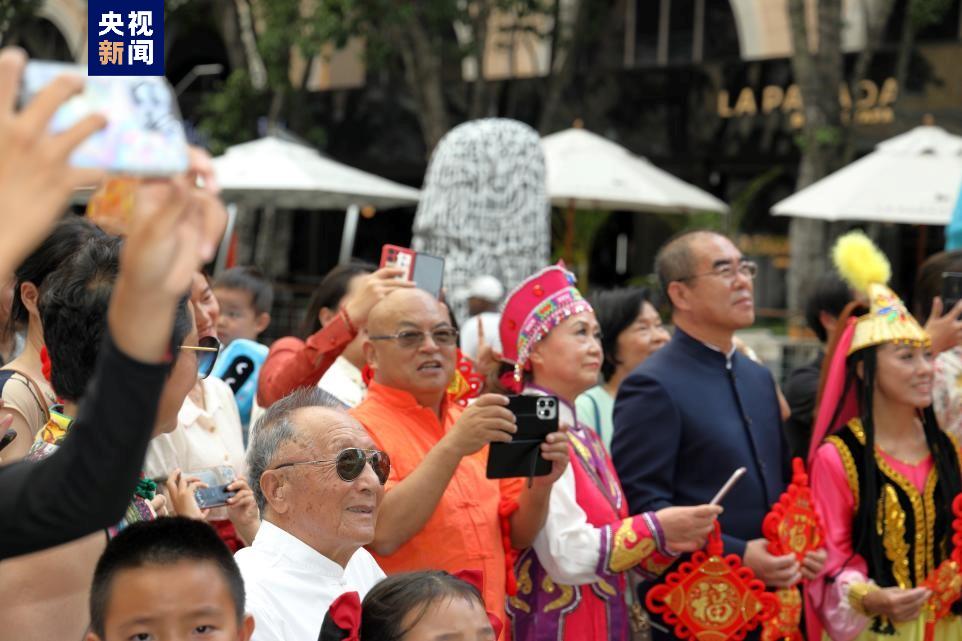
[368,328,459,349]
[273,448,391,485]
[178,335,221,379]
[679,260,758,283]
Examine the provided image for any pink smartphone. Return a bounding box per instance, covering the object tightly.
[380,244,415,280]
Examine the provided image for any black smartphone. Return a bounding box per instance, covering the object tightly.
[0,428,17,452]
[411,252,445,299]
[486,395,558,479]
[942,272,962,316]
[194,484,236,510]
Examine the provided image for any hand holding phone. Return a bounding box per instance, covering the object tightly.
[20,61,189,176]
[486,395,557,480]
[941,272,962,319]
[379,244,445,299]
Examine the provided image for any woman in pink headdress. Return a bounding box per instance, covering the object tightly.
[496,264,721,641]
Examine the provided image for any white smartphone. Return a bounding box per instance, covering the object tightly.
[19,61,189,176]
[710,467,747,506]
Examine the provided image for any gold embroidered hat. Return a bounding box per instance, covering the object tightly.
[832,230,929,355]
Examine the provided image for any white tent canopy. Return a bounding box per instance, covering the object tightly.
[772,126,962,225]
[213,136,421,210]
[541,128,729,214]
[212,136,420,267]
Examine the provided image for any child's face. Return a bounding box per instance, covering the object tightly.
[401,597,496,641]
[87,560,254,641]
[213,287,268,346]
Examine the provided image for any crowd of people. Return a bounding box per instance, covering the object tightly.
[2,45,962,641]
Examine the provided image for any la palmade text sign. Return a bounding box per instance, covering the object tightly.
[717,78,898,127]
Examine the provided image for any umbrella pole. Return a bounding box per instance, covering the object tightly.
[564,201,575,264]
[916,224,928,268]
[339,204,361,265]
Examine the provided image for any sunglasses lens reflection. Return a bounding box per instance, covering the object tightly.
[336,449,366,481]
[335,449,391,485]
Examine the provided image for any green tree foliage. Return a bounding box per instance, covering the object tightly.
[0,0,43,45]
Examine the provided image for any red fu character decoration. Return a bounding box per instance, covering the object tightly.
[646,521,778,641]
[759,458,824,641]
[917,493,962,641]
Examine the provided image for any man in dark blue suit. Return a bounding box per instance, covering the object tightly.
[612,230,826,639]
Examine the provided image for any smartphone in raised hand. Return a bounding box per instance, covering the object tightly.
[941,272,962,317]
[379,244,445,298]
[486,395,557,479]
[19,61,189,176]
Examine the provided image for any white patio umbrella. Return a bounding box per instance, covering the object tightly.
[772,126,962,225]
[541,127,730,214]
[213,136,421,267]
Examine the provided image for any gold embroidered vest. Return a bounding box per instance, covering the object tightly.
[826,419,955,589]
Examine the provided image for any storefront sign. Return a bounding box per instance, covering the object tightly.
[717,78,898,127]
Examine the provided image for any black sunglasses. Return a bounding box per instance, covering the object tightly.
[179,335,221,379]
[273,448,391,485]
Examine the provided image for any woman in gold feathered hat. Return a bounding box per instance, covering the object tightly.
[806,231,962,641]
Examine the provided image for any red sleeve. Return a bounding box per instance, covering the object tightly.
[256,313,356,406]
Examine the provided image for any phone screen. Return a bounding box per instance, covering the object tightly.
[412,253,444,299]
[20,61,189,176]
[942,272,962,315]
[194,484,236,509]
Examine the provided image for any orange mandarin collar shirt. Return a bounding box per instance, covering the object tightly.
[350,381,522,617]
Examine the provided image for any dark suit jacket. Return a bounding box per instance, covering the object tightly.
[612,327,790,558]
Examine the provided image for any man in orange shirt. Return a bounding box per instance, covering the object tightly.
[350,288,568,620]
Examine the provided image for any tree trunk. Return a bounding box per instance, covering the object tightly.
[844,0,898,161]
[786,0,846,321]
[538,0,591,133]
[391,15,451,155]
[894,0,917,103]
[467,2,491,120]
[232,0,268,90]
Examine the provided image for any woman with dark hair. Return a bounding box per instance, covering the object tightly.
[256,262,413,408]
[320,570,502,641]
[807,232,962,641]
[0,215,104,461]
[575,287,668,450]
[307,261,375,408]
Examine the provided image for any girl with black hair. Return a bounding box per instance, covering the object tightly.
[320,570,501,641]
[807,232,962,641]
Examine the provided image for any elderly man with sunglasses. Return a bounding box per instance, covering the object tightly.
[237,386,389,641]
[610,230,826,641]
[349,288,569,621]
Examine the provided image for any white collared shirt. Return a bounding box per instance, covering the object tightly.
[235,520,385,641]
[144,377,246,520]
[317,355,366,408]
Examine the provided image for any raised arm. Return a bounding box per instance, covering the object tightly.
[0,179,226,558]
[256,267,413,407]
[366,394,515,555]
